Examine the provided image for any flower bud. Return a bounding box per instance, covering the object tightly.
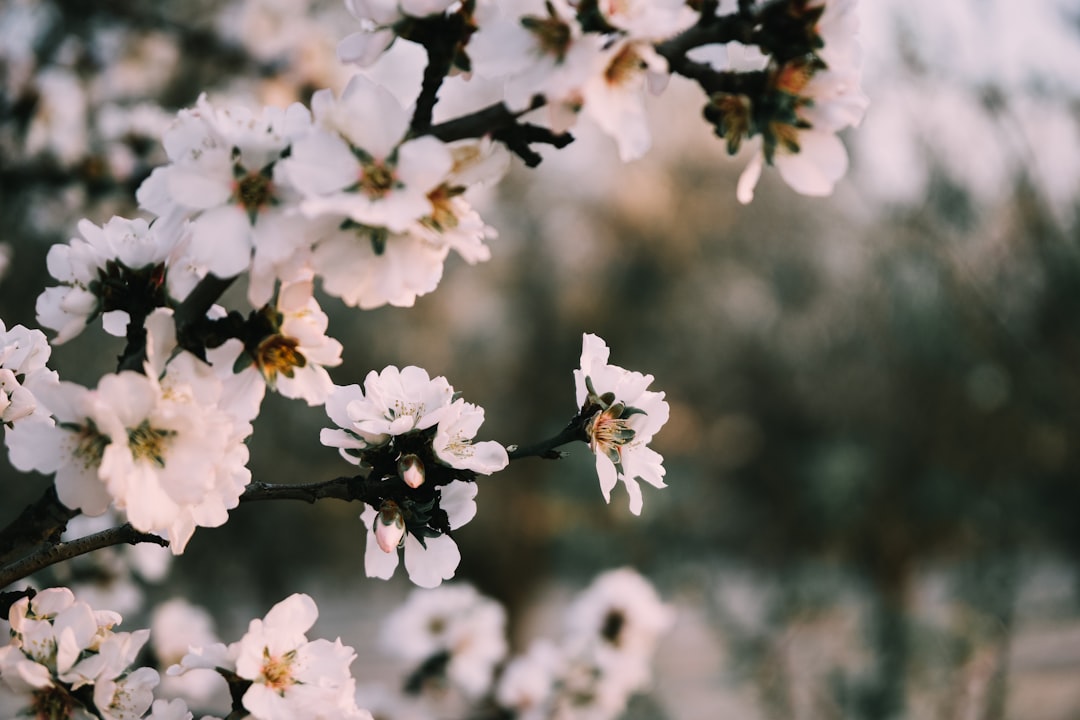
[398,453,426,489]
[375,500,406,553]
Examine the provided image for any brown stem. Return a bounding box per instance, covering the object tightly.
[0,486,79,566]
[0,524,168,590]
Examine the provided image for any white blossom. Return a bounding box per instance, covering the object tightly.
[574,333,669,516]
[36,216,180,344]
[174,594,371,720]
[360,480,478,588]
[136,95,314,304]
[0,319,57,425]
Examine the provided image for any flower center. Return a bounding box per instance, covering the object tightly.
[521,9,572,62]
[775,58,816,97]
[255,335,307,382]
[424,185,464,232]
[260,648,297,694]
[600,609,626,646]
[605,44,645,87]
[235,172,274,213]
[587,404,636,465]
[360,161,396,199]
[31,685,78,720]
[127,420,175,468]
[73,420,110,468]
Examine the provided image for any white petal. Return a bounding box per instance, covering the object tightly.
[403,533,459,588]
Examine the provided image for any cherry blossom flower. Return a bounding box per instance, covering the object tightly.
[7,349,253,553]
[0,320,57,425]
[173,594,371,720]
[735,0,869,203]
[0,588,160,720]
[359,480,478,588]
[581,38,669,161]
[36,216,180,343]
[470,0,601,130]
[380,584,508,697]
[225,278,343,407]
[574,333,669,516]
[136,95,314,304]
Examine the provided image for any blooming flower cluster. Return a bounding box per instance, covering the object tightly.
[0,587,159,720]
[172,593,371,719]
[496,568,674,720]
[322,365,509,587]
[5,331,254,554]
[725,0,870,202]
[574,334,670,516]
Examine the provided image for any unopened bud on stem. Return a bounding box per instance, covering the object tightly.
[375,500,406,553]
[398,453,426,489]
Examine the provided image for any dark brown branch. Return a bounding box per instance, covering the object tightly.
[0,486,79,566]
[507,419,588,461]
[0,524,168,590]
[239,476,356,503]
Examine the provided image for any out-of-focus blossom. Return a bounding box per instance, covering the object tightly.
[338,0,459,67]
[381,584,508,697]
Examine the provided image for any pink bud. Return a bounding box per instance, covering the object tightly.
[375,500,406,553]
[398,453,426,489]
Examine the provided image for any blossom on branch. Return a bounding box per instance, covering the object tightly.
[36,216,180,344]
[136,95,314,306]
[0,320,57,426]
[5,351,253,553]
[172,593,371,720]
[0,587,159,720]
[322,365,507,587]
[574,333,669,516]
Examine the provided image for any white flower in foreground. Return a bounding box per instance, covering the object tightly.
[0,587,159,720]
[175,593,371,720]
[322,367,504,587]
[11,357,253,552]
[581,38,669,161]
[381,584,508,697]
[432,400,510,475]
[470,0,600,128]
[285,75,452,233]
[360,480,477,588]
[574,334,669,516]
[321,365,454,457]
[232,278,343,407]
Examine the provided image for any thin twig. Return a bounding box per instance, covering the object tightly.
[0,486,79,566]
[507,419,587,461]
[0,524,169,590]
